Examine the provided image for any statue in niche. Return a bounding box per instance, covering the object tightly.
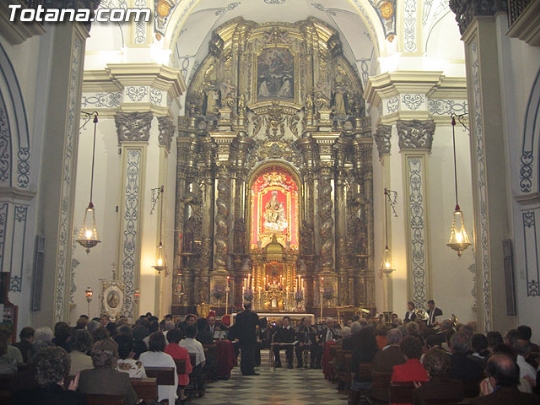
[183,216,197,253]
[220,81,236,101]
[234,218,246,254]
[331,88,348,116]
[203,88,221,115]
[264,191,288,232]
[300,220,314,255]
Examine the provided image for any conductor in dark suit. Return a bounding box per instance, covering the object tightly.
[426,300,443,327]
[234,302,260,376]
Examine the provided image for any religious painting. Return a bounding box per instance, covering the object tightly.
[101,280,124,321]
[250,166,299,250]
[257,48,294,101]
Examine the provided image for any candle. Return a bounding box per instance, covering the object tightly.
[242,286,245,298]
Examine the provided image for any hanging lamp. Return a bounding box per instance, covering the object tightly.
[153,186,167,272]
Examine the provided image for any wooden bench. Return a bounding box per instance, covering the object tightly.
[130,377,158,401]
[85,394,126,405]
[389,382,416,404]
[144,367,176,405]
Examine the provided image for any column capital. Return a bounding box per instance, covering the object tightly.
[115,111,153,143]
[397,119,435,152]
[374,124,392,158]
[157,116,175,152]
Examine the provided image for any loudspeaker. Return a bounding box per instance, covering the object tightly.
[503,239,516,316]
[31,235,45,311]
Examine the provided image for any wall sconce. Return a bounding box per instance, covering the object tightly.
[134,289,141,305]
[379,188,397,277]
[76,112,101,253]
[152,186,168,272]
[85,286,93,316]
[447,115,471,257]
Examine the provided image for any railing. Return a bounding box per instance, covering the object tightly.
[507,0,532,26]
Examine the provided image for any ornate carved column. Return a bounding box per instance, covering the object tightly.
[450,0,512,333]
[214,163,231,272]
[397,119,435,309]
[115,111,153,319]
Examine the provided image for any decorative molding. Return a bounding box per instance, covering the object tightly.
[134,0,147,44]
[407,156,428,308]
[401,94,424,111]
[523,210,539,297]
[449,0,507,35]
[428,99,468,116]
[81,92,121,108]
[149,88,164,106]
[519,67,540,193]
[125,86,149,103]
[115,112,153,142]
[9,204,27,292]
[0,203,7,272]
[0,94,11,185]
[56,35,83,322]
[386,96,399,114]
[120,149,143,318]
[0,0,46,45]
[374,124,392,158]
[157,115,175,152]
[404,0,417,52]
[470,37,492,332]
[397,120,435,151]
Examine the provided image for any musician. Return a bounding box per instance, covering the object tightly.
[272,316,296,368]
[295,317,317,368]
[427,300,443,327]
[404,301,416,324]
[321,317,341,343]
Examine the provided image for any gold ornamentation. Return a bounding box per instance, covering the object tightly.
[379,1,394,19]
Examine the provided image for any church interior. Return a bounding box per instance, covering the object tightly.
[0,0,539,341]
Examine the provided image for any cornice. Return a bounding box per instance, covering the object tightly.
[507,0,540,47]
[83,70,122,92]
[0,0,45,44]
[427,76,468,99]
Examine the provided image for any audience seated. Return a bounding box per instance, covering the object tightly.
[164,328,192,402]
[468,333,490,368]
[139,332,177,405]
[69,329,94,375]
[27,326,54,363]
[0,332,19,374]
[12,346,87,405]
[372,328,406,373]
[114,334,146,378]
[350,327,379,402]
[12,326,34,363]
[375,324,389,349]
[342,321,360,351]
[514,339,537,393]
[179,325,206,393]
[449,332,484,385]
[392,335,429,384]
[53,322,72,353]
[413,348,464,405]
[78,338,139,405]
[487,330,504,354]
[1,330,23,367]
[196,318,214,345]
[472,353,540,405]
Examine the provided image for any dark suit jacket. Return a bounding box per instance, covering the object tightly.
[412,377,464,405]
[471,386,540,405]
[79,368,138,405]
[427,307,443,326]
[372,345,406,373]
[234,309,259,344]
[12,384,88,405]
[450,352,484,384]
[404,311,416,323]
[274,326,296,344]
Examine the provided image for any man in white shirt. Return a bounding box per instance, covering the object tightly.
[514,339,537,393]
[179,325,206,368]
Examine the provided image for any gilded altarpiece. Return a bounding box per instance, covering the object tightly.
[173,17,375,317]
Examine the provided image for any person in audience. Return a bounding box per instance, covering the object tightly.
[99,314,116,336]
[375,324,389,349]
[78,338,138,405]
[90,325,110,344]
[0,330,23,365]
[207,316,220,335]
[350,327,379,404]
[514,339,537,393]
[196,318,214,345]
[28,326,54,363]
[0,332,19,374]
[449,331,484,394]
[468,333,489,368]
[69,329,93,375]
[413,348,464,405]
[406,320,420,337]
[371,328,406,403]
[142,319,160,348]
[504,328,522,348]
[342,321,360,351]
[404,301,416,324]
[392,335,429,384]
[178,314,197,334]
[273,315,296,369]
[295,317,318,368]
[180,325,206,369]
[53,322,72,353]
[519,325,539,352]
[74,316,89,331]
[472,353,540,405]
[164,328,192,402]
[132,317,150,358]
[115,334,146,378]
[162,320,175,342]
[139,332,177,405]
[12,346,86,405]
[13,326,34,363]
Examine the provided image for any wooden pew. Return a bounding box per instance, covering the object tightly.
[85,394,126,405]
[130,377,158,401]
[389,382,416,404]
[144,367,175,405]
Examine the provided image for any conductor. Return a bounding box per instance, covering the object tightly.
[234,302,260,376]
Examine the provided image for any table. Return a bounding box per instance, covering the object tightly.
[215,340,236,379]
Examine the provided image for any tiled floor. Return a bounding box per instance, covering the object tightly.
[193,350,349,405]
